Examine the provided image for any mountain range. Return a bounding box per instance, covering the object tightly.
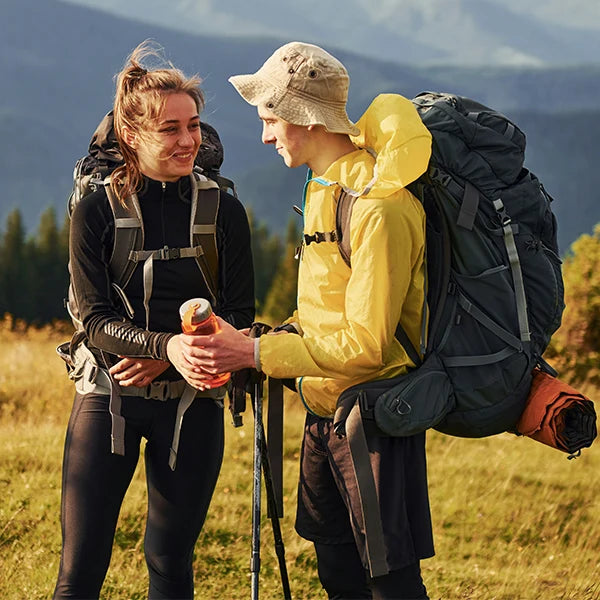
[62,0,600,68]
[1,0,599,255]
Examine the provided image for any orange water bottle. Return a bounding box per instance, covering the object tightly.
[179,298,231,387]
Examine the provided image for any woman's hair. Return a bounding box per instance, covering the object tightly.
[112,40,205,205]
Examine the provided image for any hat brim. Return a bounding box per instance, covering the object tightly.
[229,73,274,107]
[229,73,360,137]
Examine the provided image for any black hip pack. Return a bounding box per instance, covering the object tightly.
[334,352,455,438]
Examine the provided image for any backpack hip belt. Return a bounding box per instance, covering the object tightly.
[75,363,189,401]
[73,343,225,470]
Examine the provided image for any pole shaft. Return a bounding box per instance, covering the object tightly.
[251,382,263,600]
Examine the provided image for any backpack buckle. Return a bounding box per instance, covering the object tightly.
[146,380,169,401]
[158,245,180,260]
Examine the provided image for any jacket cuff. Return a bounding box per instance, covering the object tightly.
[254,338,262,372]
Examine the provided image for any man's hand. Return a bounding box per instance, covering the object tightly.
[109,357,170,387]
[179,317,256,379]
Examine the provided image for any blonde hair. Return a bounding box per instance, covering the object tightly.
[112,40,204,205]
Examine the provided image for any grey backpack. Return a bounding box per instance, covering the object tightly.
[335,92,565,439]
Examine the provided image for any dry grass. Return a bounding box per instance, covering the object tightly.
[1,319,599,599]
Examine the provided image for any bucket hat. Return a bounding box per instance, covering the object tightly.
[229,41,359,136]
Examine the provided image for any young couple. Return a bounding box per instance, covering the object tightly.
[54,40,433,600]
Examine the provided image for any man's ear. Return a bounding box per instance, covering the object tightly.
[121,126,137,149]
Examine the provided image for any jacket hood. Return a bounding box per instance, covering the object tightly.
[349,94,432,198]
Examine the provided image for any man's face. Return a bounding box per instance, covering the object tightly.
[258,105,314,169]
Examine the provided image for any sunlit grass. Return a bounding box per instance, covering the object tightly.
[1,319,599,599]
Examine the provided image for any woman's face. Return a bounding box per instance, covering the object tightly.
[133,92,201,182]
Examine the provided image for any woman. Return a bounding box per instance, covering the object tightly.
[53,42,254,599]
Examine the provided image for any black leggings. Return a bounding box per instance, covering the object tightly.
[53,391,224,599]
[315,542,429,600]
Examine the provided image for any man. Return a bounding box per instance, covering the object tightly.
[182,42,434,599]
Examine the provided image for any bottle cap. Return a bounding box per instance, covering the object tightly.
[179,297,212,324]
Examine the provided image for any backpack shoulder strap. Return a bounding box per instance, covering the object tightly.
[335,189,356,268]
[190,172,220,306]
[104,177,144,292]
[335,188,423,366]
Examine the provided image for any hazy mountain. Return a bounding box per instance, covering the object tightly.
[1,0,599,255]
[62,0,600,67]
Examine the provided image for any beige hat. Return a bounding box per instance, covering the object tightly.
[229,41,360,136]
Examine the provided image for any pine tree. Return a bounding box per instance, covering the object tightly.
[0,209,28,322]
[30,206,68,323]
[262,218,300,324]
[59,211,70,266]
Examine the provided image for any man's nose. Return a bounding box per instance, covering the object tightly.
[262,124,275,145]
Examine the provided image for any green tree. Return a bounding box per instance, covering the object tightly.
[0,209,28,323]
[29,206,69,323]
[548,223,600,385]
[262,218,300,324]
[247,209,283,313]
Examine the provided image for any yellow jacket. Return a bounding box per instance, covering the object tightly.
[259,94,432,416]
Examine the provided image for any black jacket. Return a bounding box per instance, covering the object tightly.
[69,176,255,375]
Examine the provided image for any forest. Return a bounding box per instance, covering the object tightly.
[0,206,300,327]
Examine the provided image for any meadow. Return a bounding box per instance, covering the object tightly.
[1,318,599,600]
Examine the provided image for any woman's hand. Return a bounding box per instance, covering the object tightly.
[109,357,170,387]
[166,334,215,389]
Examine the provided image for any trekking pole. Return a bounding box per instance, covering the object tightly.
[247,323,292,600]
[259,420,292,600]
[250,371,263,600]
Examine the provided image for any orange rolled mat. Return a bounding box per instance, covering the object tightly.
[516,369,597,455]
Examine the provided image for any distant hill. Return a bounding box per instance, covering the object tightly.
[1,0,599,254]
[63,0,600,68]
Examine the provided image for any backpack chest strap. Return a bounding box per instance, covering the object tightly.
[128,245,208,262]
[303,231,339,246]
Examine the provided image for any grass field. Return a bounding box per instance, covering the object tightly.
[1,319,599,599]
